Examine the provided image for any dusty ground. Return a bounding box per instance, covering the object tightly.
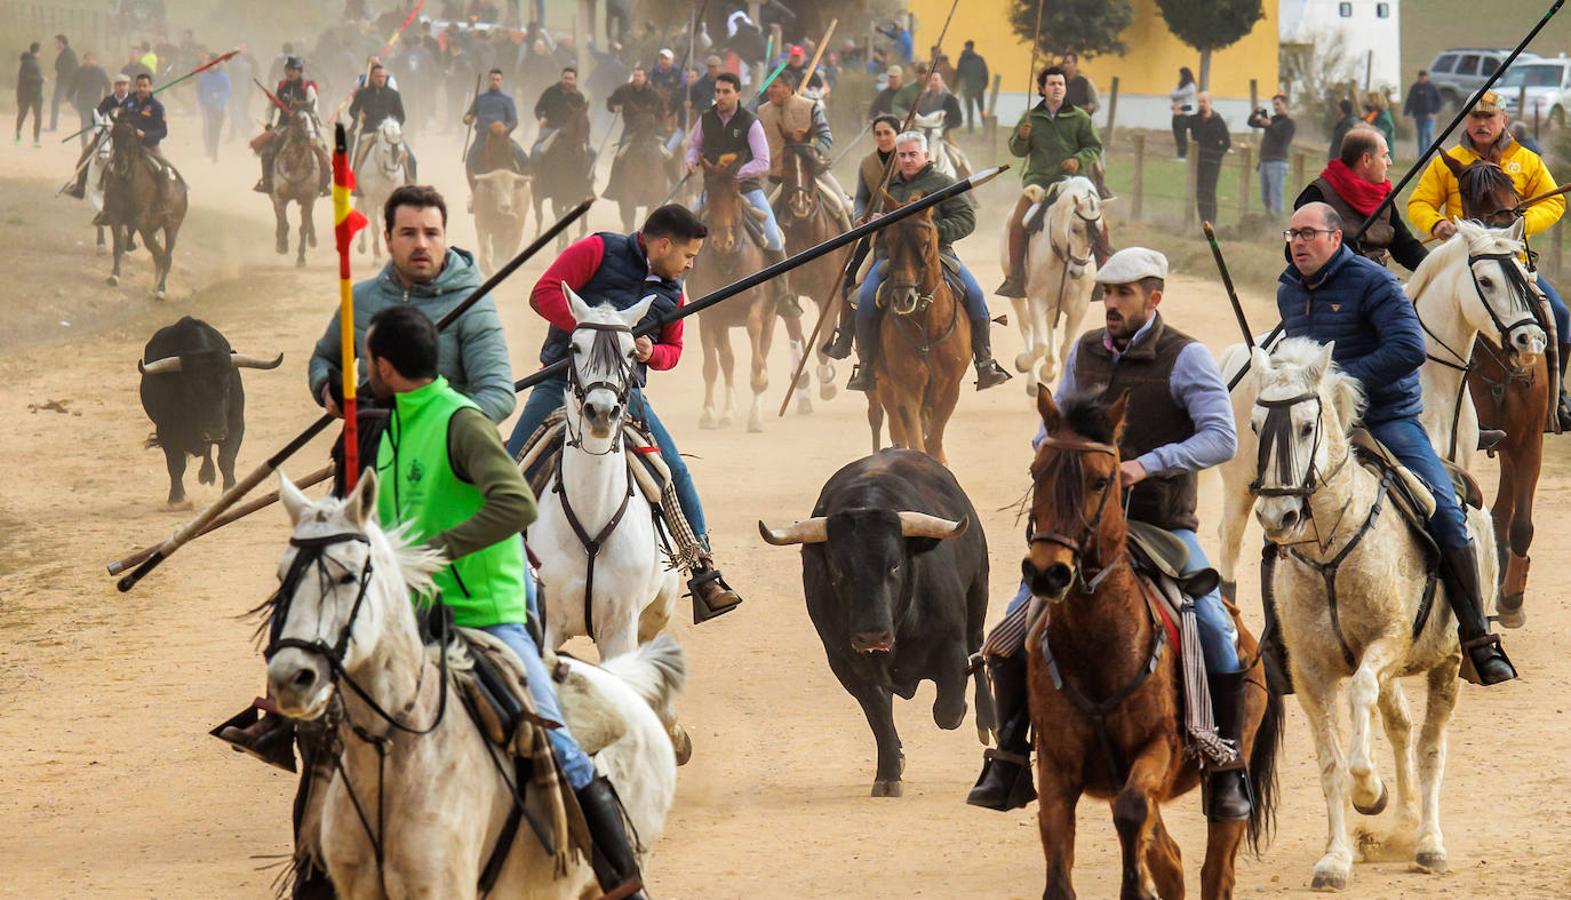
[0,110,1568,899]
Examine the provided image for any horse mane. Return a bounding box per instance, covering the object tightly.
[1407,218,1518,300]
[1032,390,1117,523]
[1056,389,1118,444]
[1456,160,1517,216]
[1267,337,1369,427]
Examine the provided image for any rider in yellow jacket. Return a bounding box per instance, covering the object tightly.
[1407,89,1571,427]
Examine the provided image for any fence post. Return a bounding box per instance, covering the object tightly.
[1132,132,1145,221]
[1184,148,1198,227]
[1249,78,1258,118]
[1238,146,1252,221]
[985,72,1001,143]
[1105,76,1119,146]
[1292,151,1306,199]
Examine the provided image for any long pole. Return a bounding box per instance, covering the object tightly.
[112,197,596,590]
[1203,222,1254,350]
[329,0,428,124]
[777,0,964,416]
[827,119,874,169]
[1229,0,1567,392]
[60,49,238,144]
[1024,0,1047,102]
[459,70,482,162]
[523,164,1008,397]
[795,18,838,96]
[332,123,365,491]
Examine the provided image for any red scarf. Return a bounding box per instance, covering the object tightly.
[1318,158,1391,216]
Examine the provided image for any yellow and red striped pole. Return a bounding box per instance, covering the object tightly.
[331,0,428,123]
[332,123,370,489]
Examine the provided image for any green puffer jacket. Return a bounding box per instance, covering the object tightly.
[308,247,516,423]
[1007,100,1103,190]
[879,162,974,259]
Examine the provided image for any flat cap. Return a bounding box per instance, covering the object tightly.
[885,65,902,78]
[1094,247,1168,284]
[705,54,722,66]
[657,48,673,59]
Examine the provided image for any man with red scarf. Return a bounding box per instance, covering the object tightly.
[1293,127,1428,271]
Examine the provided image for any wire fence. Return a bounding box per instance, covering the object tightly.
[0,2,120,91]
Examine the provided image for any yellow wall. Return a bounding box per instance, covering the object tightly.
[908,0,1280,101]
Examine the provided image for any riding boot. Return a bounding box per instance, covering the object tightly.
[254,155,273,194]
[576,776,648,900]
[966,650,1036,811]
[1441,542,1518,685]
[996,211,1029,299]
[970,318,1012,390]
[211,698,298,773]
[1203,671,1253,822]
[1557,342,1571,431]
[846,308,881,392]
[1092,162,1116,201]
[689,555,743,624]
[764,247,801,317]
[1259,542,1294,695]
[821,298,856,360]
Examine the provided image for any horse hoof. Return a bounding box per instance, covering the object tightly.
[718,416,734,429]
[96,245,105,256]
[1414,850,1448,874]
[166,498,193,511]
[153,289,165,301]
[105,275,119,287]
[1014,351,1033,373]
[870,779,902,798]
[747,418,764,434]
[820,383,837,401]
[1310,869,1349,892]
[1498,593,1526,629]
[671,724,693,767]
[296,257,307,269]
[699,412,718,430]
[1353,780,1388,816]
[276,244,288,256]
[797,397,813,415]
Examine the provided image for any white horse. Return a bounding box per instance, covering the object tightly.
[472,168,532,276]
[266,469,680,899]
[85,110,117,254]
[1215,221,1547,599]
[528,286,681,663]
[353,117,409,260]
[1250,338,1496,891]
[911,110,973,183]
[998,176,1102,395]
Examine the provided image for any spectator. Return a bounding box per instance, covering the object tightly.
[955,40,989,132]
[16,42,44,147]
[931,47,955,88]
[1512,121,1543,155]
[1328,97,1358,161]
[868,65,902,120]
[139,40,159,75]
[690,55,721,113]
[916,70,963,135]
[1403,69,1443,156]
[68,51,109,147]
[1170,66,1196,159]
[227,43,255,143]
[48,34,78,132]
[197,51,230,162]
[892,61,929,118]
[121,46,152,84]
[1248,93,1296,217]
[1362,91,1395,151]
[1189,91,1229,224]
[875,19,913,65]
[1060,51,1098,115]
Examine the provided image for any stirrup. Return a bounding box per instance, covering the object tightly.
[974,359,1012,391]
[1460,633,1518,685]
[689,567,742,624]
[846,364,876,392]
[210,701,297,773]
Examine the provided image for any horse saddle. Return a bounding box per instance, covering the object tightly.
[451,625,561,755]
[514,408,670,506]
[1125,519,1219,599]
[1347,427,1484,558]
[871,254,967,312]
[1021,179,1074,235]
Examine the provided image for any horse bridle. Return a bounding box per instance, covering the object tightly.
[1028,435,1124,593]
[880,220,940,315]
[564,320,636,455]
[783,144,821,219]
[1052,207,1102,270]
[1249,392,1351,499]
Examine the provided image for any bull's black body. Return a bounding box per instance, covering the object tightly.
[139,316,245,506]
[799,449,989,796]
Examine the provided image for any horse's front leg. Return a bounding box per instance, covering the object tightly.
[107,223,123,285]
[1414,658,1460,875]
[1111,738,1175,900]
[274,199,290,256]
[1499,439,1538,627]
[1011,295,1036,373]
[1036,758,1082,899]
[699,328,721,429]
[1377,677,1421,842]
[746,303,773,433]
[1295,676,1355,891]
[1346,639,1403,818]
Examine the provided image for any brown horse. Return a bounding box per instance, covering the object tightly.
[268,110,320,268]
[604,113,677,232]
[103,118,187,300]
[1445,152,1551,627]
[688,158,778,433]
[777,138,852,412]
[1024,387,1282,900]
[867,190,969,465]
[531,105,594,252]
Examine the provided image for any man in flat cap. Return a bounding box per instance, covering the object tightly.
[967,248,1253,824]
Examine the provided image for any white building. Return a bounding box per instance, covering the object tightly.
[1280,0,1404,94]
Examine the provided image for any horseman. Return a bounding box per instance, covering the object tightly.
[253,57,331,196]
[914,70,963,135]
[683,72,793,311]
[502,204,745,622]
[821,113,900,358]
[1295,127,1427,272]
[648,48,683,110]
[1266,202,1517,687]
[606,65,665,148]
[531,65,589,162]
[843,130,1011,392]
[757,70,852,232]
[347,63,415,185]
[967,247,1253,822]
[64,71,131,199]
[998,65,1112,301]
[117,72,175,208]
[462,68,531,195]
[1406,90,1571,429]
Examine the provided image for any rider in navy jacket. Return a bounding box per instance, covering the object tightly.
[1270,202,1516,688]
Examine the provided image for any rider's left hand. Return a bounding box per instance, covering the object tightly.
[633,335,654,362]
[1119,459,1147,488]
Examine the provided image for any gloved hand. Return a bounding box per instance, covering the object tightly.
[1061,158,1080,174]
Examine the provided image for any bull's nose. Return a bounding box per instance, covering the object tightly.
[1023,559,1073,597]
[851,631,894,653]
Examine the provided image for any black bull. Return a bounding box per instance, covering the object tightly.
[760,449,991,797]
[138,316,282,506]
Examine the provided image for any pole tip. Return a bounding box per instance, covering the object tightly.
[969,165,1010,187]
[1202,220,1216,237]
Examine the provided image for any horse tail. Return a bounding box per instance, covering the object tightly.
[600,633,687,719]
[1246,683,1286,854]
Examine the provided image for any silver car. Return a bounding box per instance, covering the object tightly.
[1427,48,1542,113]
[1498,56,1571,127]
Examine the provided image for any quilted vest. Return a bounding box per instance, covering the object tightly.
[700,105,761,193]
[1313,175,1396,263]
[537,232,683,384]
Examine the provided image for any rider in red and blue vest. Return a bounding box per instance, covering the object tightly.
[504,204,744,621]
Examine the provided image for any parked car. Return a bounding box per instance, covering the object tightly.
[1426,48,1541,112]
[1498,55,1571,127]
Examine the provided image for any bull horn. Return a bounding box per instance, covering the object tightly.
[138,356,182,375]
[897,512,968,540]
[231,352,285,369]
[757,517,829,546]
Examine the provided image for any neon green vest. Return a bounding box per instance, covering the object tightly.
[375,377,527,627]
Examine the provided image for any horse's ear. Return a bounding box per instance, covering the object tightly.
[1310,341,1336,384]
[280,471,310,525]
[1441,151,1466,179]
[700,157,713,172]
[1036,384,1061,431]
[1510,215,1527,242]
[620,294,656,329]
[564,283,593,324]
[1250,345,1272,381]
[345,467,379,529]
[1106,391,1132,443]
[880,188,900,209]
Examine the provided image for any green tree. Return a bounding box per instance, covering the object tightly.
[1010,0,1134,66]
[1153,0,1265,91]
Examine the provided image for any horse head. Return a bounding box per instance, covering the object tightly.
[377,116,403,147]
[563,284,653,447]
[1050,177,1103,277]
[878,189,941,315]
[1443,152,1520,228]
[1023,386,1130,603]
[265,469,444,719]
[782,140,820,221]
[1410,218,1547,364]
[699,157,749,255]
[1247,338,1366,540]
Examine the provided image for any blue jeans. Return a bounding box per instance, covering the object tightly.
[742,187,785,251]
[1258,159,1288,217]
[1006,528,1241,673]
[483,623,597,790]
[1367,416,1469,552]
[1537,272,1570,341]
[1415,116,1434,156]
[505,373,707,539]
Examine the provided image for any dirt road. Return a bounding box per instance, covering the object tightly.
[0,113,1566,899]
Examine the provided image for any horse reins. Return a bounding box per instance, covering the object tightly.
[1028,434,1125,594]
